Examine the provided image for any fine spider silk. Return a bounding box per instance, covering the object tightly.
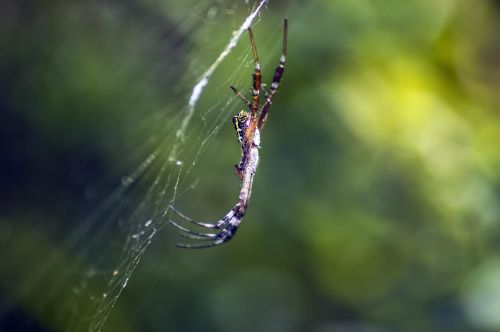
[169,19,288,249]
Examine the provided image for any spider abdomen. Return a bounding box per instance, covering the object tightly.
[249,146,259,174]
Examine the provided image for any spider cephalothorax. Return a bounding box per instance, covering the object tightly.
[232,110,251,144]
[232,110,255,179]
[170,19,288,248]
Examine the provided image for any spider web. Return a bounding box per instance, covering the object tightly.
[89,3,272,330]
[12,1,288,331]
[83,2,270,331]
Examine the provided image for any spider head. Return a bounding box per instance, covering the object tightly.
[234,110,251,125]
[232,111,251,144]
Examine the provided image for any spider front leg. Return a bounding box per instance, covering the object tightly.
[258,18,288,130]
[230,85,251,109]
[243,25,261,147]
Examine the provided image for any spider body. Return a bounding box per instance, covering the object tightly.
[170,19,288,248]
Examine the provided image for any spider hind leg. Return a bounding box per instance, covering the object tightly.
[174,223,239,249]
[169,219,219,239]
[169,205,242,249]
[169,205,229,229]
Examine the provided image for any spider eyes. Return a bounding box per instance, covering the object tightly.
[237,110,251,121]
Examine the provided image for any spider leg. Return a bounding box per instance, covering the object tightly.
[230,85,252,109]
[248,26,261,114]
[258,18,288,130]
[169,220,218,239]
[244,26,261,146]
[174,222,239,249]
[169,205,229,229]
[170,205,243,249]
[178,232,218,241]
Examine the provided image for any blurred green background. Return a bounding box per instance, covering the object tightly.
[2,0,500,331]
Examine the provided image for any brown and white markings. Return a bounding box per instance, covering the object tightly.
[169,19,288,249]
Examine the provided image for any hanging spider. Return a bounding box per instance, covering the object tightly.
[169,19,288,249]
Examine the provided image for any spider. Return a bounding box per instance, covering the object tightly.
[169,19,288,249]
